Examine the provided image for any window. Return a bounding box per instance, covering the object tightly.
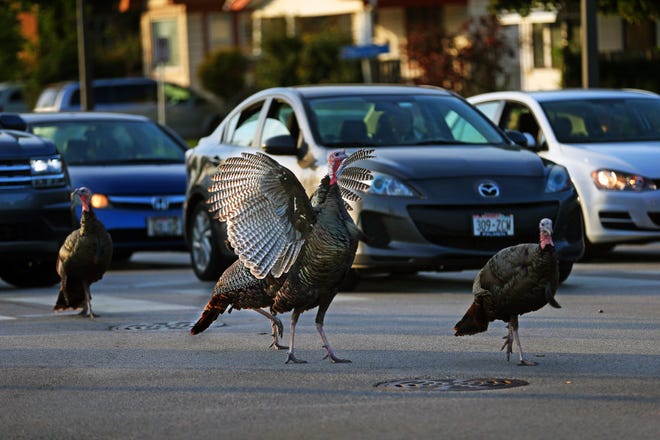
[532,22,562,69]
[208,14,232,50]
[307,95,504,146]
[227,102,264,147]
[263,99,299,143]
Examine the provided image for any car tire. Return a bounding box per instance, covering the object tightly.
[189,202,234,281]
[558,261,573,284]
[0,259,60,287]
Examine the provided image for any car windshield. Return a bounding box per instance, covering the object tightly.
[306,94,505,147]
[541,97,660,143]
[30,120,186,165]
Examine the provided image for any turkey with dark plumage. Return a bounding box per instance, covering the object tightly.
[191,149,374,364]
[54,187,113,318]
[454,218,561,365]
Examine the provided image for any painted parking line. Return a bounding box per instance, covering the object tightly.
[0,294,197,315]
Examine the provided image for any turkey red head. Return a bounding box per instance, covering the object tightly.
[327,150,348,185]
[73,187,93,212]
[539,218,554,249]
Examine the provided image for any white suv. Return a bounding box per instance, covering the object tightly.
[469,89,660,254]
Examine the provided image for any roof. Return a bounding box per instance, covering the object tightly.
[267,84,454,98]
[19,112,151,123]
[471,88,658,103]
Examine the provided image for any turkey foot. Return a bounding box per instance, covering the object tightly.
[78,309,98,319]
[270,340,288,350]
[500,330,513,362]
[285,353,307,364]
[322,346,351,363]
[254,309,287,349]
[269,318,287,350]
[512,327,537,366]
[317,323,350,363]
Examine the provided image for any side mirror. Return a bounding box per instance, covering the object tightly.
[0,113,27,131]
[262,134,297,155]
[505,129,528,146]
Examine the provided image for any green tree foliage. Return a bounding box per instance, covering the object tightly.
[11,0,142,107]
[406,15,514,96]
[488,0,660,23]
[198,49,248,104]
[254,31,361,89]
[0,3,25,81]
[297,32,361,84]
[254,34,304,88]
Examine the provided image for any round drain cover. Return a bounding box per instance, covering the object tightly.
[110,321,195,331]
[374,377,528,391]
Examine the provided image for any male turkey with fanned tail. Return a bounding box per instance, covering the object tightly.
[54,187,113,318]
[190,149,374,364]
[454,218,561,366]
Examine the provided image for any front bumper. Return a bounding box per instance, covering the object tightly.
[86,195,187,252]
[352,187,584,274]
[580,185,660,245]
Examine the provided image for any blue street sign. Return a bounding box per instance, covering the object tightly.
[340,43,390,60]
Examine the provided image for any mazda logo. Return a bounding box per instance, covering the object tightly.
[477,182,500,198]
[151,197,170,211]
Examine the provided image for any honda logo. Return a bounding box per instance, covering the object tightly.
[151,197,170,211]
[477,181,500,198]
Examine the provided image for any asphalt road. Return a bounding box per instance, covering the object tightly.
[1,245,658,439]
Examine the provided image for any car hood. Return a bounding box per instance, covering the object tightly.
[559,142,660,177]
[0,130,58,158]
[69,164,186,195]
[360,145,545,179]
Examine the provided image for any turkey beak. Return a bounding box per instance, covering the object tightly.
[540,221,553,236]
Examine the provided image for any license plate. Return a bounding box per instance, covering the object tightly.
[472,213,514,237]
[147,216,183,237]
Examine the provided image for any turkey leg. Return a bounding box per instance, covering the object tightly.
[316,301,350,363]
[512,327,537,366]
[285,310,307,364]
[79,284,97,319]
[253,308,287,350]
[501,322,514,361]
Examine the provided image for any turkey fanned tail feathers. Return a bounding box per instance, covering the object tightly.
[191,149,374,364]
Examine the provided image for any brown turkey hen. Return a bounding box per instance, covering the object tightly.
[54,187,113,318]
[454,218,560,366]
[190,149,374,363]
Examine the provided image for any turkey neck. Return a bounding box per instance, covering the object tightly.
[79,209,103,236]
[296,183,359,288]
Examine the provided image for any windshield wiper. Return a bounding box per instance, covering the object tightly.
[323,142,376,148]
[407,139,470,145]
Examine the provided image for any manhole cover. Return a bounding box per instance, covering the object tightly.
[373,377,528,392]
[110,321,195,331]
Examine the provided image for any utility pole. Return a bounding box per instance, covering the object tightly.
[581,0,599,88]
[76,0,94,110]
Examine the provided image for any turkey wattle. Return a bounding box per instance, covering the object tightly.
[54,187,113,318]
[191,149,374,364]
[454,218,561,366]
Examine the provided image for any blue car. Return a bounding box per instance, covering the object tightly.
[21,112,187,260]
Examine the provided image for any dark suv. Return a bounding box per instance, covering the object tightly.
[0,113,75,287]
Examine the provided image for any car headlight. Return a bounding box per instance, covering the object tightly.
[545,164,572,193]
[30,155,63,175]
[591,169,657,191]
[366,171,416,197]
[30,154,66,188]
[91,193,110,209]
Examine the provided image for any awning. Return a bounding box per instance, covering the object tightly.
[253,0,364,18]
